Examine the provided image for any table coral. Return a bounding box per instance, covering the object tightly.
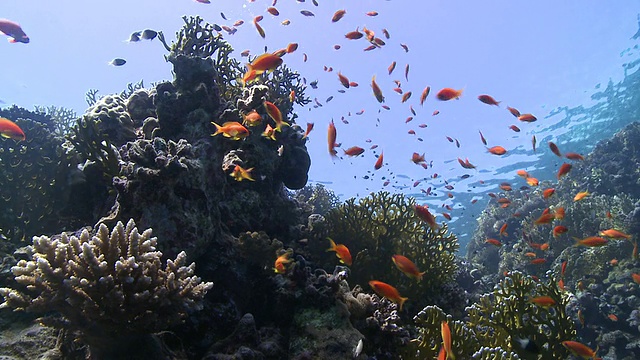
[0,219,212,359]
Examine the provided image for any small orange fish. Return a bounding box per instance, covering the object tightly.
[540,243,550,251]
[441,321,454,360]
[388,61,396,75]
[211,121,249,140]
[610,258,618,266]
[543,188,555,199]
[392,255,425,281]
[518,113,537,122]
[507,106,521,117]
[565,152,584,161]
[516,169,530,178]
[273,250,293,273]
[561,341,598,359]
[411,152,426,164]
[555,207,565,220]
[327,238,352,266]
[366,11,379,16]
[230,165,255,181]
[525,177,539,186]
[327,120,338,158]
[286,42,298,53]
[558,278,565,291]
[247,53,283,74]
[530,258,546,265]
[401,91,412,103]
[608,314,618,321]
[266,6,279,16]
[420,86,430,105]
[345,29,363,40]
[524,252,536,258]
[0,118,25,140]
[343,146,365,156]
[264,101,288,131]
[534,213,555,225]
[599,229,631,239]
[509,125,521,132]
[457,157,476,169]
[302,122,314,139]
[436,88,463,101]
[553,225,568,238]
[574,236,608,247]
[499,223,508,237]
[573,191,590,202]
[254,21,266,38]
[557,163,572,179]
[337,72,350,88]
[485,238,502,247]
[371,76,385,103]
[487,146,507,155]
[561,260,567,276]
[242,110,263,127]
[374,152,384,170]
[529,295,556,307]
[478,94,500,106]
[415,204,438,230]
[331,9,346,22]
[548,141,562,157]
[499,183,512,191]
[368,280,408,310]
[632,273,640,284]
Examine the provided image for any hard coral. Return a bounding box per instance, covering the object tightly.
[323,191,458,312]
[0,219,212,359]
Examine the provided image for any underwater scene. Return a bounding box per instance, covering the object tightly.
[1,1,640,359]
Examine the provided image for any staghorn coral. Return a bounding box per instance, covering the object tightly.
[0,219,213,359]
[322,191,458,312]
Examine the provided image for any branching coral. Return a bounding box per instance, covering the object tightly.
[0,219,212,358]
[292,183,341,216]
[322,191,458,311]
[33,105,77,137]
[68,114,120,182]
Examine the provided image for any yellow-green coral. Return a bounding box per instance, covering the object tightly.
[324,191,458,308]
[0,219,213,339]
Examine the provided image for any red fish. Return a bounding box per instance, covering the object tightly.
[548,142,562,157]
[273,251,293,274]
[230,165,255,181]
[437,88,463,101]
[0,19,29,43]
[487,146,507,155]
[414,204,438,230]
[374,152,384,170]
[371,76,385,103]
[266,7,279,16]
[328,120,338,158]
[345,29,363,39]
[369,280,408,310]
[574,236,607,247]
[543,188,555,199]
[392,255,425,281]
[401,91,412,103]
[599,229,631,239]
[441,321,454,360]
[388,61,396,75]
[478,94,500,106]
[518,114,537,122]
[506,106,520,117]
[337,72,350,88]
[302,122,314,139]
[327,238,352,265]
[529,296,556,307]
[247,53,283,74]
[331,9,346,22]
[561,341,598,359]
[485,238,502,247]
[264,101,288,131]
[211,121,249,140]
[509,125,521,132]
[565,152,584,161]
[343,146,364,156]
[420,86,430,105]
[557,163,572,179]
[0,118,25,140]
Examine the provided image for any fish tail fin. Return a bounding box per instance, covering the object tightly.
[416,271,426,282]
[398,296,408,311]
[572,237,582,247]
[211,122,223,136]
[327,238,337,252]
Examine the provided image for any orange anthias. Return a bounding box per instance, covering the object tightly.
[574,236,608,247]
[599,229,631,239]
[436,87,463,101]
[368,280,408,310]
[557,163,572,179]
[264,101,289,131]
[273,251,293,274]
[371,75,385,103]
[211,121,249,140]
[230,165,255,182]
[414,204,438,230]
[374,152,384,170]
[392,254,425,281]
[574,191,590,202]
[246,52,283,74]
[487,146,507,155]
[327,120,338,158]
[561,341,599,359]
[327,238,352,266]
[0,118,25,141]
[440,321,454,360]
[529,295,556,307]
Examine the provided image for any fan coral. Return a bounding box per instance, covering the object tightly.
[0,219,212,359]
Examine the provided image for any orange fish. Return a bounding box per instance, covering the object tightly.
[401,91,412,103]
[487,146,507,155]
[345,29,363,39]
[507,106,521,117]
[543,188,555,199]
[392,255,425,281]
[518,113,537,122]
[211,121,249,140]
[561,341,598,359]
[420,86,430,105]
[478,94,500,106]
[516,169,530,178]
[266,6,279,16]
[302,122,314,139]
[553,225,568,238]
[530,258,546,265]
[632,273,640,284]
[411,152,426,164]
[368,280,408,310]
[331,9,346,22]
[388,61,396,75]
[327,120,338,158]
[509,125,521,132]
[526,177,539,186]
[548,141,562,157]
[441,321,454,360]
[286,43,298,53]
[599,229,631,239]
[457,157,476,169]
[555,207,565,220]
[573,191,590,202]
[485,238,502,247]
[262,124,276,140]
[529,295,556,307]
[534,213,555,225]
[561,260,568,277]
[499,223,508,237]
[565,152,584,160]
[242,110,263,127]
[414,204,438,230]
[247,53,283,74]
[273,250,293,273]
[343,146,365,156]
[558,278,565,291]
[337,72,350,88]
[371,76,385,103]
[574,236,608,247]
[327,238,352,265]
[374,152,384,170]
[264,101,288,131]
[254,21,266,38]
[499,183,512,191]
[230,165,255,181]
[557,163,572,179]
[436,88,463,101]
[524,252,536,258]
[610,258,618,266]
[0,118,25,140]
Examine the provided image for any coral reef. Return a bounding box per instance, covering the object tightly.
[292,183,342,217]
[322,191,459,312]
[0,219,213,359]
[33,105,78,137]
